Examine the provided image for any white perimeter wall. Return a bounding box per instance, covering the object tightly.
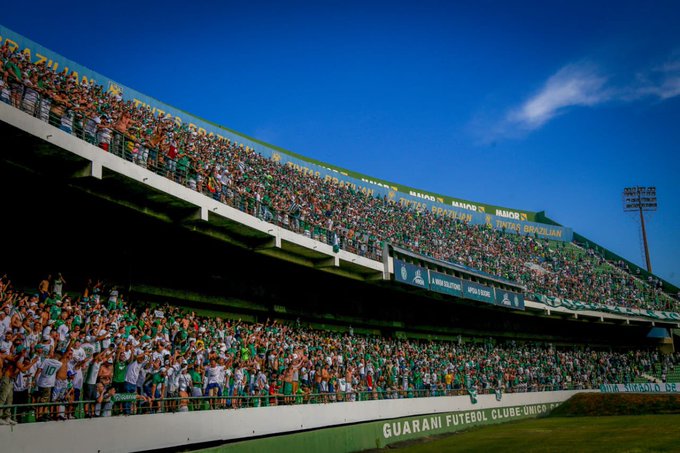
[0,390,588,453]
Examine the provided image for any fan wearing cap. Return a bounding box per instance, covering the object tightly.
[4,53,24,108]
[60,370,77,420]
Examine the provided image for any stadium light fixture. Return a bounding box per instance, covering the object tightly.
[623,186,657,272]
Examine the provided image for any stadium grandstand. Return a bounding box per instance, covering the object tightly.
[1,23,679,453]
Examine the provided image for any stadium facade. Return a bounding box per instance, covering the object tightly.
[0,24,679,452]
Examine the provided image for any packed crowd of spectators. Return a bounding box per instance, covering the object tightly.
[0,43,676,313]
[0,274,676,425]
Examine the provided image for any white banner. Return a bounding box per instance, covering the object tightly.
[600,383,680,393]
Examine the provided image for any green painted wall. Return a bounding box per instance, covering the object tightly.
[196,402,563,453]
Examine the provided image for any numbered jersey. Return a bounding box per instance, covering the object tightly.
[37,358,63,388]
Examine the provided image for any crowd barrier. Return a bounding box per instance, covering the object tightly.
[0,384,586,425]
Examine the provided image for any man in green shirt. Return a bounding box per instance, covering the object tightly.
[112,349,128,393]
[4,54,22,108]
[188,364,203,410]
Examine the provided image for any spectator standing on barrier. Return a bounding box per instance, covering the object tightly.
[38,275,51,302]
[52,347,73,420]
[3,52,23,108]
[123,352,146,414]
[53,273,66,298]
[83,350,106,417]
[34,349,62,421]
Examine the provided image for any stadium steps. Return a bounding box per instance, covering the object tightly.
[640,373,663,384]
[655,368,680,383]
[639,365,680,383]
[669,369,680,382]
[568,241,676,309]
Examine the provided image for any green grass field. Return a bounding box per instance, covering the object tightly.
[388,415,680,452]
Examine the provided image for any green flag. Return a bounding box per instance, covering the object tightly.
[468,388,478,404]
[332,233,340,253]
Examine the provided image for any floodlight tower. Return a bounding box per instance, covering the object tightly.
[623,186,657,273]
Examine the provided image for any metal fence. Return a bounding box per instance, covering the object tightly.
[0,384,582,424]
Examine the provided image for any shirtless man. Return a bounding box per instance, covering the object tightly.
[53,345,73,400]
[282,363,295,405]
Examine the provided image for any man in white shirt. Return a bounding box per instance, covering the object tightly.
[123,353,147,414]
[204,358,225,408]
[34,351,63,420]
[71,339,86,363]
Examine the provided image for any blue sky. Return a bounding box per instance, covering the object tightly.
[4,1,679,285]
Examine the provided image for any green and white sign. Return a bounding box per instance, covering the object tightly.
[463,281,496,304]
[429,271,463,297]
[600,383,680,393]
[394,259,428,289]
[495,289,525,310]
[381,403,560,442]
[534,294,680,321]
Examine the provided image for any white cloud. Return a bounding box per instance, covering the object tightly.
[631,59,680,100]
[507,63,610,131]
[490,55,680,140]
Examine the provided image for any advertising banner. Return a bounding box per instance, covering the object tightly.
[0,25,577,241]
[462,281,495,304]
[394,259,428,289]
[428,271,463,297]
[600,383,680,393]
[533,294,680,321]
[494,289,525,311]
[380,402,562,445]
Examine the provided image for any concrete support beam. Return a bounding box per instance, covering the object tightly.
[314,257,338,269]
[198,206,208,222]
[364,272,386,282]
[254,237,279,251]
[183,207,208,222]
[72,161,102,179]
